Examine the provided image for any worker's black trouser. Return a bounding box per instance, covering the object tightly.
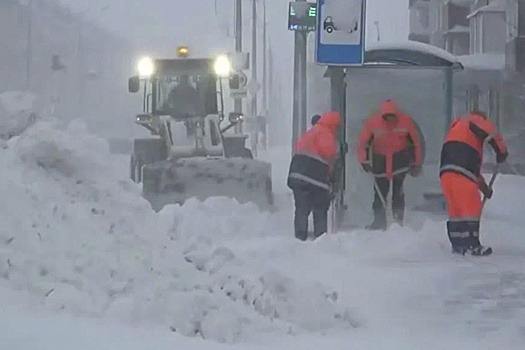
[292,184,331,241]
[370,173,406,229]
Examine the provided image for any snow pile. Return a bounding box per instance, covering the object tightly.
[0,118,354,344]
[0,91,48,141]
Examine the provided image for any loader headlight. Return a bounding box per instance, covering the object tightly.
[228,112,243,123]
[136,114,152,123]
[137,56,155,78]
[214,54,231,78]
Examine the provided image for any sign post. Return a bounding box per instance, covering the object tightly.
[315,0,366,232]
[288,1,316,152]
[315,0,366,66]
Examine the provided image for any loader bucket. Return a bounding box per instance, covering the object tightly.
[141,157,274,212]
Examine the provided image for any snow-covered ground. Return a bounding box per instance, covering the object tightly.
[1,118,524,349]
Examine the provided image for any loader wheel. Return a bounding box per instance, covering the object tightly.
[130,154,145,183]
[130,155,136,182]
[131,138,167,183]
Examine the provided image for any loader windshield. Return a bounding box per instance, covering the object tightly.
[155,74,218,119]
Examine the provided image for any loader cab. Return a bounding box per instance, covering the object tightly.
[128,57,223,121]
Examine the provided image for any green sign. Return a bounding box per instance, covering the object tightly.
[288,2,317,31]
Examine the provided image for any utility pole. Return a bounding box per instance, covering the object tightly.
[268,41,274,146]
[262,0,267,115]
[234,0,243,133]
[251,0,258,126]
[26,0,33,91]
[262,0,268,148]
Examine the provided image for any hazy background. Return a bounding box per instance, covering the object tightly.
[0,0,405,145]
[55,0,408,142]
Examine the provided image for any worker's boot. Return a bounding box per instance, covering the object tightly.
[295,231,308,241]
[366,208,387,231]
[448,221,492,256]
[447,221,469,255]
[392,207,404,226]
[465,221,492,256]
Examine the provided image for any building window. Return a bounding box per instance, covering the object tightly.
[470,16,483,54]
[415,6,430,29]
[477,16,483,53]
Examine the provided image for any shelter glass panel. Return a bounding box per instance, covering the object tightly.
[342,67,447,228]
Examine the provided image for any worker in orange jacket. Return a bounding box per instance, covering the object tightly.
[287,111,342,240]
[440,111,508,256]
[357,99,423,230]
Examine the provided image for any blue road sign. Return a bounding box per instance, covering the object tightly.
[315,0,366,66]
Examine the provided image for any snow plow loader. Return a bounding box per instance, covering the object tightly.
[127,53,273,211]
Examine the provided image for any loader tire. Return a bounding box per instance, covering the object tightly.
[130,154,146,183]
[130,138,167,183]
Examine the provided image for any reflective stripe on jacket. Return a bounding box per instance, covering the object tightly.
[440,113,508,183]
[287,111,341,191]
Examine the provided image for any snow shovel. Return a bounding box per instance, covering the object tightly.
[369,176,391,229]
[329,197,337,234]
[373,176,388,210]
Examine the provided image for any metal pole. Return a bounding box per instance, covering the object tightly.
[268,40,273,146]
[251,0,258,124]
[234,0,243,134]
[374,21,380,42]
[299,31,307,135]
[26,0,33,91]
[262,0,267,114]
[292,28,308,152]
[292,29,300,154]
[292,0,309,152]
[444,67,453,134]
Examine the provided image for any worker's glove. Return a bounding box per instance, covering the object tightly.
[479,181,493,199]
[496,152,508,164]
[409,165,422,177]
[361,163,372,173]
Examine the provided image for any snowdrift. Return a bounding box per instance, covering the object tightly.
[0,118,355,344]
[0,91,50,142]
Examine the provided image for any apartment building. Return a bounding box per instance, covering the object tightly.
[409,0,525,131]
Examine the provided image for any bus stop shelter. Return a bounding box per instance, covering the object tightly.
[326,41,464,230]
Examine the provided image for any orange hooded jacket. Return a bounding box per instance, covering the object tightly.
[295,111,341,171]
[287,111,342,191]
[357,100,423,180]
[440,112,508,185]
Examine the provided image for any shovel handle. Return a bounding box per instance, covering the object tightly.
[482,165,499,207]
[373,176,388,210]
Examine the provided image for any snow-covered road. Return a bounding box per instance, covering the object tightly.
[1,119,524,349]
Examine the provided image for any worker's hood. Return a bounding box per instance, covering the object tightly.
[317,111,342,131]
[379,99,400,122]
[379,99,400,114]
